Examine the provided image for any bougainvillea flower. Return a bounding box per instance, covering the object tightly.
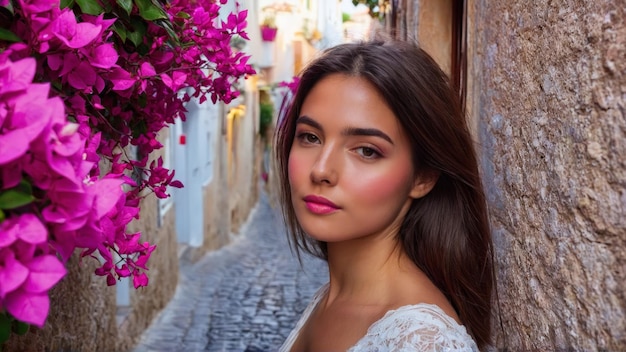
[0,129,31,165]
[18,0,59,14]
[22,255,67,293]
[44,179,93,226]
[91,178,125,219]
[139,62,156,77]
[67,61,97,90]
[56,52,78,77]
[4,289,50,327]
[22,157,55,190]
[0,251,29,297]
[0,159,22,189]
[17,214,48,245]
[51,10,101,49]
[89,43,118,69]
[49,230,76,262]
[160,71,187,92]
[1,81,58,164]
[1,0,254,330]
[81,14,116,37]
[46,53,63,71]
[132,272,148,288]
[107,67,136,91]
[0,214,47,249]
[0,56,36,97]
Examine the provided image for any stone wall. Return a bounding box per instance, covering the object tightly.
[4,256,117,352]
[385,0,625,349]
[469,0,625,349]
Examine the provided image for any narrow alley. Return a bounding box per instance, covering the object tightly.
[131,192,328,352]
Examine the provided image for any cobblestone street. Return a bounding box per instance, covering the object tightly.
[132,192,328,352]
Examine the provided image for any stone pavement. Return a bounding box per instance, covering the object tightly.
[131,191,327,352]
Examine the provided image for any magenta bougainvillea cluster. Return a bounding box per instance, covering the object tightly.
[0,0,254,338]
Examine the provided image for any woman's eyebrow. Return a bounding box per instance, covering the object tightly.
[295,115,322,130]
[295,115,393,145]
[342,127,393,145]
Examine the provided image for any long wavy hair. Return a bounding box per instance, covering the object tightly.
[275,40,495,349]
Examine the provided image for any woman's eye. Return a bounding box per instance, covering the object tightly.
[356,147,380,159]
[306,134,319,143]
[296,132,320,144]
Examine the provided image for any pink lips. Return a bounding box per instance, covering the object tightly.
[303,195,340,215]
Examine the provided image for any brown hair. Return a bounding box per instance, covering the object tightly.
[275,40,495,349]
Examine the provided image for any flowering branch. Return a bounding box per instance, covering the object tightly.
[0,0,254,341]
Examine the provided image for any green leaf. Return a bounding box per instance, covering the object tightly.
[102,1,113,12]
[117,0,133,16]
[0,313,11,344]
[113,22,127,42]
[0,180,34,210]
[60,0,75,9]
[174,11,190,19]
[134,0,167,21]
[75,0,104,15]
[127,16,147,47]
[0,28,21,42]
[127,30,143,47]
[0,209,5,223]
[13,321,29,336]
[154,19,179,45]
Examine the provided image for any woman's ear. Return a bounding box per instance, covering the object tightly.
[409,170,439,199]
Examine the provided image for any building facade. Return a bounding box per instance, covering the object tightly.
[382,0,625,349]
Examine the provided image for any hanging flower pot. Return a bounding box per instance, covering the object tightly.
[260,25,278,42]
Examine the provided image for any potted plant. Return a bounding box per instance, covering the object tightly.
[259,101,274,136]
[260,14,278,42]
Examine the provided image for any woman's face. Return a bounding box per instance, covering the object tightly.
[288,74,432,243]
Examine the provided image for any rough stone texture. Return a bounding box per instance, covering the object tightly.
[384,0,625,349]
[4,256,117,352]
[469,0,626,349]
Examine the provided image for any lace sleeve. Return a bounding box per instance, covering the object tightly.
[348,304,479,352]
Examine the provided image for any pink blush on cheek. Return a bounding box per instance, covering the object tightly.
[350,165,413,203]
[287,154,302,188]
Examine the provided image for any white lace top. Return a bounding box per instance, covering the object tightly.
[280,284,478,351]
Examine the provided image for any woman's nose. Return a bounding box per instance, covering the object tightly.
[310,146,339,185]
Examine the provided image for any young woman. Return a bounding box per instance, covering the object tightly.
[275,40,495,351]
